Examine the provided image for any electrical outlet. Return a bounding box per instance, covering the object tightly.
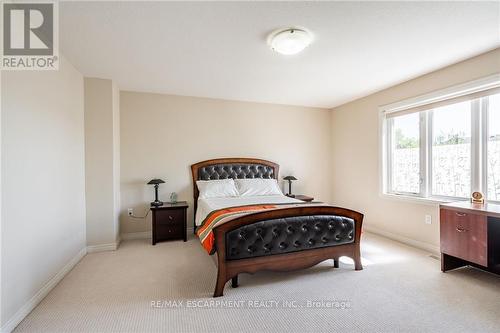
[127,208,133,217]
[425,215,432,225]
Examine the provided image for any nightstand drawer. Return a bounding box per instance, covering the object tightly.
[156,224,183,240]
[155,209,184,226]
[440,209,487,266]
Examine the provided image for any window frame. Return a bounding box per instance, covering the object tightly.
[484,96,500,203]
[380,74,500,204]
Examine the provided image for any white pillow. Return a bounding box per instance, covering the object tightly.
[235,178,283,196]
[196,179,239,199]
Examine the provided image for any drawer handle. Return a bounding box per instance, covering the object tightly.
[455,212,467,217]
[456,226,468,233]
[168,216,173,220]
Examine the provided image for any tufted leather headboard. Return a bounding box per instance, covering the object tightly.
[191,158,279,214]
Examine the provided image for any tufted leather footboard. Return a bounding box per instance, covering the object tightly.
[211,206,364,297]
[225,215,355,260]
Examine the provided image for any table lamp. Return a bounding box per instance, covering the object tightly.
[147,179,165,207]
[283,176,297,197]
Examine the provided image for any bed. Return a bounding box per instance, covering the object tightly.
[191,158,364,297]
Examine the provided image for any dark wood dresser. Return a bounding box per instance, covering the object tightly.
[151,202,188,245]
[440,201,500,275]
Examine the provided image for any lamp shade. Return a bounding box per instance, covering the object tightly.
[147,179,165,185]
[283,176,297,181]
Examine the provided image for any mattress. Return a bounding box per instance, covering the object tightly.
[195,194,303,226]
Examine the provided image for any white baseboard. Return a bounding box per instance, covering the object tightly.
[364,225,440,255]
[86,242,119,253]
[0,247,87,333]
[120,231,151,240]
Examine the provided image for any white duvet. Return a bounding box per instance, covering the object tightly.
[195,194,303,226]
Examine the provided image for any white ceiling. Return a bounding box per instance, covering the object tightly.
[60,1,500,108]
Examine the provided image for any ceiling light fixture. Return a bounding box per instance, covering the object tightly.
[268,28,313,55]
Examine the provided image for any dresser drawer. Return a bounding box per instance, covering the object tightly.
[440,209,487,266]
[155,209,184,226]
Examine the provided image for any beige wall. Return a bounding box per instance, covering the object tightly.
[120,92,332,234]
[330,48,500,252]
[84,78,120,247]
[1,56,86,327]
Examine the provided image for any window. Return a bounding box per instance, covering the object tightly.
[431,101,471,198]
[488,94,500,201]
[390,113,420,194]
[381,75,500,202]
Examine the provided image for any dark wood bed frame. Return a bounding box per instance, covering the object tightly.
[191,158,363,297]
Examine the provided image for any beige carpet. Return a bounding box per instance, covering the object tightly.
[14,233,500,333]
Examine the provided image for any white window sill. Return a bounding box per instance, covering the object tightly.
[380,193,467,206]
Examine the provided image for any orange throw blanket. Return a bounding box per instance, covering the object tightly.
[196,203,324,254]
[196,205,277,254]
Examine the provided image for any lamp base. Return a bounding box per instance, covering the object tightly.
[286,194,295,198]
[151,201,164,207]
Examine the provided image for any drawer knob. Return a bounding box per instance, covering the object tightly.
[455,212,467,217]
[456,226,468,233]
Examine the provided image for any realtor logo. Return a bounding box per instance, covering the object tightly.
[1,1,59,70]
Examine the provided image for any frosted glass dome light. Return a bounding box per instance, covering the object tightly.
[268,28,313,55]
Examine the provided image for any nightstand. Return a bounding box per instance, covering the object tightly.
[293,195,314,202]
[151,202,188,245]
